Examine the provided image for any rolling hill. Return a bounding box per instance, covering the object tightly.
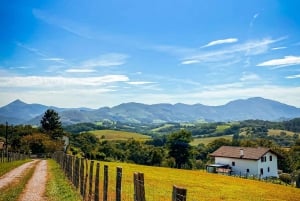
[1,97,300,125]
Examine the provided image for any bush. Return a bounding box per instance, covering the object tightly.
[279,173,292,184]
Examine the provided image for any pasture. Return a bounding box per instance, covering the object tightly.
[89,130,151,141]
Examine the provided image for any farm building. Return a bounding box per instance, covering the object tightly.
[208,146,279,178]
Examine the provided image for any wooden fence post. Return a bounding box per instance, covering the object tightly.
[134,172,146,201]
[94,163,100,201]
[84,159,89,201]
[116,167,122,201]
[80,158,85,197]
[172,185,187,201]
[88,161,94,201]
[103,165,108,201]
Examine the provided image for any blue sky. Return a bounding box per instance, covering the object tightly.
[1,0,300,108]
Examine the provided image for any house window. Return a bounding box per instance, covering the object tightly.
[268,167,270,172]
[246,169,249,173]
[260,168,264,175]
[261,157,264,162]
[269,155,272,161]
[232,161,235,166]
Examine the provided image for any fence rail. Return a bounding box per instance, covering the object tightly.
[0,150,29,163]
[52,152,187,201]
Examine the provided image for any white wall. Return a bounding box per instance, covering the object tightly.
[215,151,278,178]
[257,152,278,178]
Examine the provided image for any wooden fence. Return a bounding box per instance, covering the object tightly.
[0,150,29,163]
[52,152,187,201]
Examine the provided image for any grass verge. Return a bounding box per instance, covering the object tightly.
[0,164,35,201]
[46,159,82,201]
[0,159,31,177]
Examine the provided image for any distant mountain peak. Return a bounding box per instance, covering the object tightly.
[10,99,27,105]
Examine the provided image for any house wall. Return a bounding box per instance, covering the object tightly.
[257,152,278,178]
[215,157,258,176]
[215,151,278,178]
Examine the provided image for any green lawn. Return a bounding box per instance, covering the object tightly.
[0,159,31,177]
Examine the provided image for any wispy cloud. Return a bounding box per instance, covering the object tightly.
[33,9,93,39]
[257,56,300,68]
[41,58,65,61]
[240,72,261,81]
[249,13,260,27]
[65,69,97,73]
[0,75,129,88]
[80,53,128,68]
[126,81,156,85]
[286,74,300,79]
[181,37,283,65]
[271,47,287,50]
[202,38,238,48]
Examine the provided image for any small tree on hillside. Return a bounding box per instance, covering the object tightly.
[167,130,192,169]
[40,109,63,140]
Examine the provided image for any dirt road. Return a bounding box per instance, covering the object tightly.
[18,160,48,201]
[0,160,38,189]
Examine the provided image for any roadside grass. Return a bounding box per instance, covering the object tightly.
[90,129,151,141]
[46,159,82,201]
[0,159,31,177]
[191,135,233,146]
[0,163,35,201]
[78,160,300,201]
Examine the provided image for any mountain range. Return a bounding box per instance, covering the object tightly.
[1,97,300,125]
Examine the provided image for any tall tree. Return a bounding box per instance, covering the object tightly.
[167,130,192,169]
[40,109,63,139]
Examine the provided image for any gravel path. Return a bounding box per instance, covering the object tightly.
[0,160,38,189]
[18,159,48,201]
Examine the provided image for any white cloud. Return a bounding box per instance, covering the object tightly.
[202,38,238,48]
[181,60,200,65]
[271,47,287,50]
[257,56,300,68]
[182,37,282,65]
[126,81,156,85]
[65,69,96,73]
[81,53,128,68]
[0,75,129,88]
[41,58,65,61]
[286,74,300,79]
[240,73,261,81]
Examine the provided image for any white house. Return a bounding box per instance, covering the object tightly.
[208,146,279,178]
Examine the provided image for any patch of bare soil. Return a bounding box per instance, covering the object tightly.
[0,160,38,189]
[18,159,48,201]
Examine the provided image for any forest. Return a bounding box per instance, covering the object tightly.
[1,110,300,178]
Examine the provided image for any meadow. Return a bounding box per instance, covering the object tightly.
[90,130,151,141]
[75,159,300,201]
[190,135,233,146]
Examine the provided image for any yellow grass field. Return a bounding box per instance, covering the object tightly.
[86,160,300,201]
[268,129,299,137]
[89,129,151,141]
[190,135,233,146]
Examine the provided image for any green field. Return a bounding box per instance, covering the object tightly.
[191,135,233,146]
[81,160,300,201]
[89,129,151,141]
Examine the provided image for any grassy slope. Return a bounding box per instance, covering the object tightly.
[191,135,233,146]
[46,159,82,201]
[90,129,151,141]
[84,160,300,201]
[0,159,31,177]
[268,129,299,137]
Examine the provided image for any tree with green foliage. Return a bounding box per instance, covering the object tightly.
[40,109,63,139]
[167,130,192,169]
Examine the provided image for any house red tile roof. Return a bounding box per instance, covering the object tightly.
[210,146,275,160]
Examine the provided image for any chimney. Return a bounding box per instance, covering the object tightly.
[240,149,244,158]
